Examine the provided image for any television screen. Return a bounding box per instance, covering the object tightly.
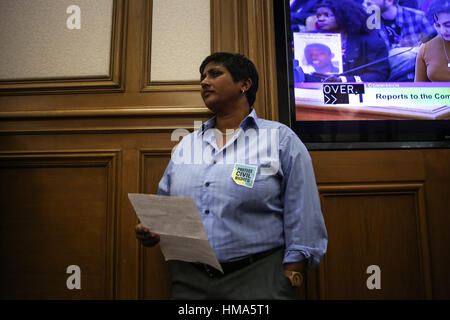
[273,0,450,149]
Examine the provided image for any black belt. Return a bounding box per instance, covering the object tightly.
[193,246,282,278]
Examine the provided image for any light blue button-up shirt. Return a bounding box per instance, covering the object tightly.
[158,109,327,269]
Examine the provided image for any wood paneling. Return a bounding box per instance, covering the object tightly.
[422,150,450,298]
[0,151,119,299]
[0,132,179,299]
[139,150,172,299]
[0,0,128,95]
[141,0,202,92]
[0,0,208,115]
[318,183,431,299]
[305,149,450,300]
[0,0,448,300]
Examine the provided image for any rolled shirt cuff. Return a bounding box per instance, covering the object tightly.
[283,247,325,270]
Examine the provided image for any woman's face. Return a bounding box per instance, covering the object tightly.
[200,62,243,112]
[434,12,450,41]
[316,7,340,32]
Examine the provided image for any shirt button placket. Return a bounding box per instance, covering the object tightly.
[203,166,212,215]
[204,181,210,215]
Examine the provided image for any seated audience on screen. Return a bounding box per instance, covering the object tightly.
[291,0,365,32]
[364,0,435,48]
[304,0,390,82]
[363,0,436,81]
[291,0,320,32]
[414,0,450,81]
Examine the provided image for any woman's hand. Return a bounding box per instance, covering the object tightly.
[135,223,160,247]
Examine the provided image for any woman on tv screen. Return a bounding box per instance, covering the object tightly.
[415,0,450,81]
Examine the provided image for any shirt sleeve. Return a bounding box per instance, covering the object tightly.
[157,160,173,196]
[279,127,328,269]
[157,134,187,196]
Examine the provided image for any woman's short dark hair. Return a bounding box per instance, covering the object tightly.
[426,0,450,22]
[314,0,369,35]
[199,52,259,107]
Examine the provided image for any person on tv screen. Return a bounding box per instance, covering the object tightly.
[135,52,328,300]
[363,0,437,81]
[304,43,340,74]
[305,0,390,82]
[415,0,450,81]
[363,0,435,49]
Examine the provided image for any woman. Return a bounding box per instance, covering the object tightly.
[135,53,328,299]
[414,0,450,81]
[307,0,390,82]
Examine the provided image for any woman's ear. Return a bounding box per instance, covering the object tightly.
[241,78,252,92]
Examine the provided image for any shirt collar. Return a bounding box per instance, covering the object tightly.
[198,108,260,136]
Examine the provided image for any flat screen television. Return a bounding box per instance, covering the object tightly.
[273,0,450,149]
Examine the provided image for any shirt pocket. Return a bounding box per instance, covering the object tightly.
[227,163,281,205]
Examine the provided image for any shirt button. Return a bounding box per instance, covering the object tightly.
[204,210,210,214]
[205,182,210,187]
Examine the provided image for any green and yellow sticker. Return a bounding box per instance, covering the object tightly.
[231,163,257,188]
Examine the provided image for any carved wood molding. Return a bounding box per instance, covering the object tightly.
[0,0,128,95]
[0,106,211,134]
[0,106,210,119]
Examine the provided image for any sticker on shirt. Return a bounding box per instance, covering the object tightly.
[231,163,258,188]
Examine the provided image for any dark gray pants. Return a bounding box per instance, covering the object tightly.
[169,247,297,300]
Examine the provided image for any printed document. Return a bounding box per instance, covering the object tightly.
[128,193,223,273]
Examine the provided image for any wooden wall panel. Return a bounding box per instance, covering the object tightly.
[0,0,127,95]
[422,150,450,298]
[141,0,202,92]
[306,149,450,300]
[0,152,118,299]
[311,149,426,183]
[318,183,431,299]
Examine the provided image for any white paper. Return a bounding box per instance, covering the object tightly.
[128,193,223,273]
